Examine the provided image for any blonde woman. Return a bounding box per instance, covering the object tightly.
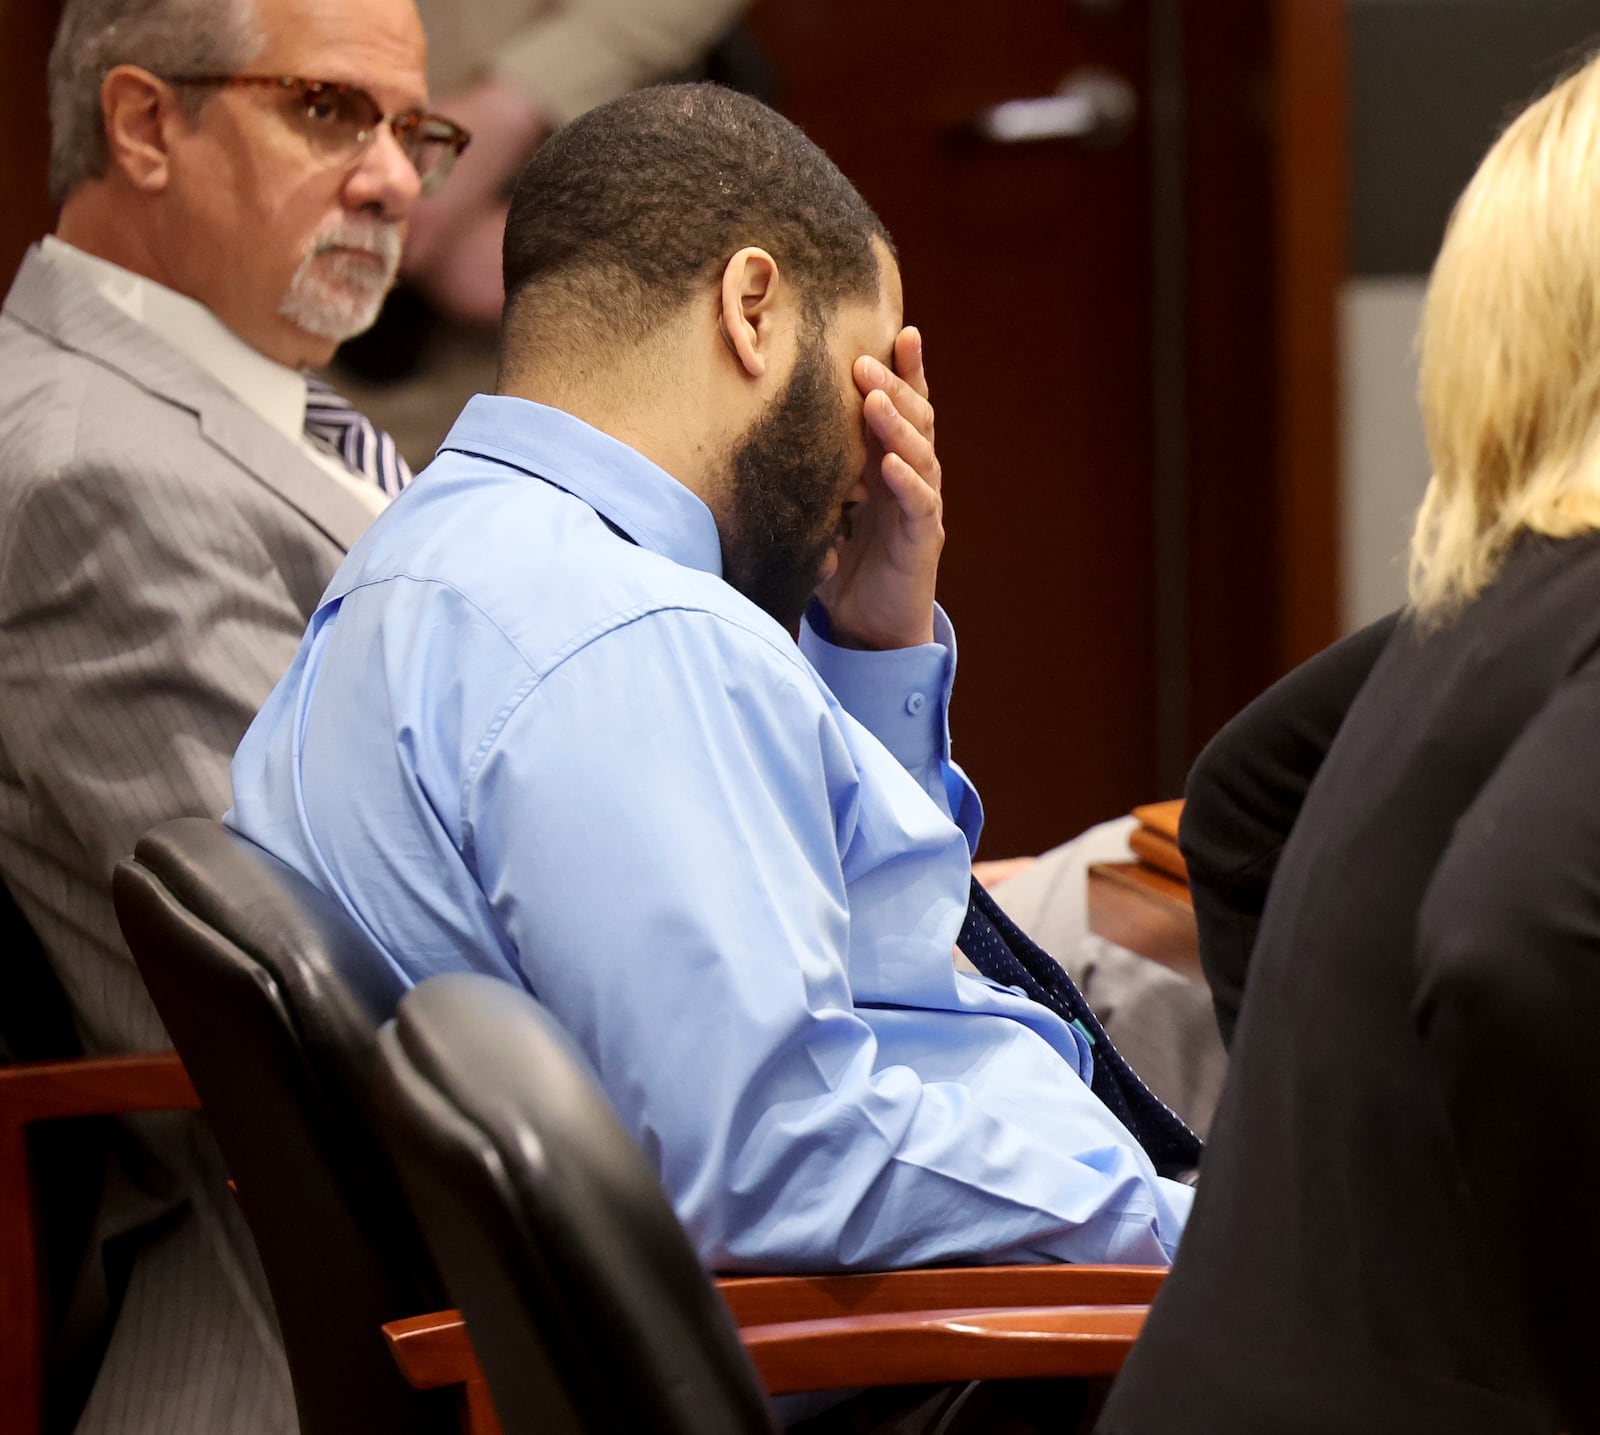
[1096,52,1600,1435]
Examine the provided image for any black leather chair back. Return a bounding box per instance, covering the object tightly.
[110,817,454,1435]
[374,972,778,1435]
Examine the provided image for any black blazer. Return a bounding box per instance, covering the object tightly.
[1098,533,1600,1435]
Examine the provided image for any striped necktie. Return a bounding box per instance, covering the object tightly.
[302,375,413,499]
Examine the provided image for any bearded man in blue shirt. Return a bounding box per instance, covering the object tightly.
[227,81,1192,1433]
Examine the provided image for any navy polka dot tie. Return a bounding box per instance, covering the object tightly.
[959,876,1202,1177]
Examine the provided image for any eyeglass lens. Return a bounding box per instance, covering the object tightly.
[294,83,459,191]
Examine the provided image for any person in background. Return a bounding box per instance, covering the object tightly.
[0,0,461,1428]
[1098,48,1600,1435]
[407,0,755,325]
[333,0,758,466]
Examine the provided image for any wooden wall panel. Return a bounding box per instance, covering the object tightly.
[1183,0,1346,756]
[0,0,63,282]
[1274,0,1347,671]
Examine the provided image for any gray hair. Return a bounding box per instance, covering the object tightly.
[47,0,264,204]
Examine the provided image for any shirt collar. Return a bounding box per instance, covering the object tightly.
[40,235,309,443]
[438,394,725,578]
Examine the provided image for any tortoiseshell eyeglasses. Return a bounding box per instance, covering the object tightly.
[164,74,472,195]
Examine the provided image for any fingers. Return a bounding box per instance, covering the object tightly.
[855,326,940,501]
[877,453,943,525]
[819,326,943,650]
[854,344,934,436]
[865,387,941,495]
[894,325,929,401]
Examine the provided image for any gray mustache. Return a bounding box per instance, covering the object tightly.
[311,224,402,269]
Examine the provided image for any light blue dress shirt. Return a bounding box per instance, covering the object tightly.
[227,395,1191,1270]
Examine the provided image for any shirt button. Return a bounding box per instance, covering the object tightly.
[905,691,927,715]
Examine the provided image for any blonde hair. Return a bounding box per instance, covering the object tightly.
[1409,51,1600,621]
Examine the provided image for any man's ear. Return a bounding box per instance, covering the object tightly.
[101,66,183,193]
[718,246,783,380]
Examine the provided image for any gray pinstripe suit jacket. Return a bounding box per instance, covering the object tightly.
[0,245,378,1435]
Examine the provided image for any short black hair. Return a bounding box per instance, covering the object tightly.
[500,83,892,359]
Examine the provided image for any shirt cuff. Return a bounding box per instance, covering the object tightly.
[800,603,957,773]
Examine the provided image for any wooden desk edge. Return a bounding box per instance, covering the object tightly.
[1086,863,1200,978]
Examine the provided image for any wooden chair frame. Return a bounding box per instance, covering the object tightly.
[0,1050,199,1434]
[384,1264,1166,1432]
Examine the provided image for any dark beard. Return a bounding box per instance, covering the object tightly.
[721,330,852,630]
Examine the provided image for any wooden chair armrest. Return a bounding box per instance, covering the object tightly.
[382,1266,1164,1399]
[380,1314,503,1435]
[384,1310,475,1390]
[0,1051,198,1124]
[743,1304,1148,1394]
[0,1050,200,1435]
[714,1263,1164,1326]
[383,1303,1148,1401]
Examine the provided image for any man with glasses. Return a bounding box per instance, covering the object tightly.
[0,1,460,1430]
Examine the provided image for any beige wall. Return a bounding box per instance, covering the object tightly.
[1339,278,1430,631]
